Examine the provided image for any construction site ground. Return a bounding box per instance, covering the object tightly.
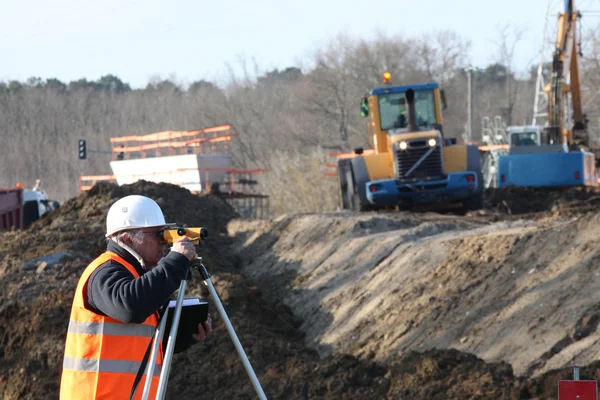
[3,182,600,399]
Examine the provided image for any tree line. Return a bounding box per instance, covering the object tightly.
[3,28,600,215]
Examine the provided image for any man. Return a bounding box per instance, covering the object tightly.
[117,144,125,160]
[393,98,429,127]
[60,195,212,399]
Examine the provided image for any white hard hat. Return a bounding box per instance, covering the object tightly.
[105,195,175,238]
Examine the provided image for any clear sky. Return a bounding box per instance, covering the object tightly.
[2,0,600,88]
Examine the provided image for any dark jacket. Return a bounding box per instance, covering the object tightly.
[86,240,196,353]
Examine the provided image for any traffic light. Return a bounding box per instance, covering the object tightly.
[78,139,87,160]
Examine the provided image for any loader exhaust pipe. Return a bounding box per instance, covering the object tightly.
[405,89,419,132]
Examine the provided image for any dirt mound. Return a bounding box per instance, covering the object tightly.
[386,348,523,399]
[0,180,244,399]
[232,209,600,397]
[484,186,600,216]
[4,180,526,400]
[5,180,600,399]
[386,349,600,399]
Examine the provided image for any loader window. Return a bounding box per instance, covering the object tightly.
[378,90,436,131]
[511,132,539,146]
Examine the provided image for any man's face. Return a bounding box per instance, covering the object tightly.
[130,228,168,268]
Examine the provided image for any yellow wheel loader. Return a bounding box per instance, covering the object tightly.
[338,75,484,213]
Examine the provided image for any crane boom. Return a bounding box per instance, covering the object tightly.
[546,0,586,147]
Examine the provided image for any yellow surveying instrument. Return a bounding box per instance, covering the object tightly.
[138,227,268,400]
[162,227,208,244]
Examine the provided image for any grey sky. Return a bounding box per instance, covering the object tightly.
[2,0,598,88]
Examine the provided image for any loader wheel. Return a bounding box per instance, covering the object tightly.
[345,169,360,211]
[340,184,355,211]
[346,169,379,212]
[338,162,352,210]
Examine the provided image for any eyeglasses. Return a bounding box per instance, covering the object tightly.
[142,229,166,241]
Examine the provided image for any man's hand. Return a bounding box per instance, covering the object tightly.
[192,313,212,342]
[171,236,196,260]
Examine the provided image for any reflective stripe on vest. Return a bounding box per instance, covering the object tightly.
[67,320,155,337]
[59,251,163,400]
[63,356,162,377]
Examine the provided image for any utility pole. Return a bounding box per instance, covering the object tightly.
[532,0,552,126]
[468,68,472,143]
[466,67,473,143]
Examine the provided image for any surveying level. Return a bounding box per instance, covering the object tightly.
[162,227,208,244]
[140,228,268,400]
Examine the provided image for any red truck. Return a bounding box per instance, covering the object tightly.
[0,182,60,231]
[0,187,24,230]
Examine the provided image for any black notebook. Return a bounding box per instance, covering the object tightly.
[165,298,209,338]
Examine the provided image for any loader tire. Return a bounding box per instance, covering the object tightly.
[338,160,352,210]
[347,169,378,212]
[345,169,360,212]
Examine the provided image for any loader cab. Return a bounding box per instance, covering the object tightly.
[378,89,439,132]
[508,126,541,147]
[361,81,446,154]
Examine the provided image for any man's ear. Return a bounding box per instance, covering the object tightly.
[120,232,134,246]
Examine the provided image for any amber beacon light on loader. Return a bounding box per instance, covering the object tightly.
[337,73,484,213]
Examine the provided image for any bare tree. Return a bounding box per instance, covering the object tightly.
[0,27,548,215]
[416,30,471,87]
[493,23,527,125]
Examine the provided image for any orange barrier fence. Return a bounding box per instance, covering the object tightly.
[324,164,338,177]
[477,144,509,151]
[109,124,239,160]
[79,175,117,191]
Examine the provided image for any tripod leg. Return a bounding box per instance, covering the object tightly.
[156,279,187,400]
[141,306,170,400]
[204,278,268,400]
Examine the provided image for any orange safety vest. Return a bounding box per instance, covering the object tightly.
[59,252,163,399]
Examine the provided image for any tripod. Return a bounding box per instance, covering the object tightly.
[141,257,268,400]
